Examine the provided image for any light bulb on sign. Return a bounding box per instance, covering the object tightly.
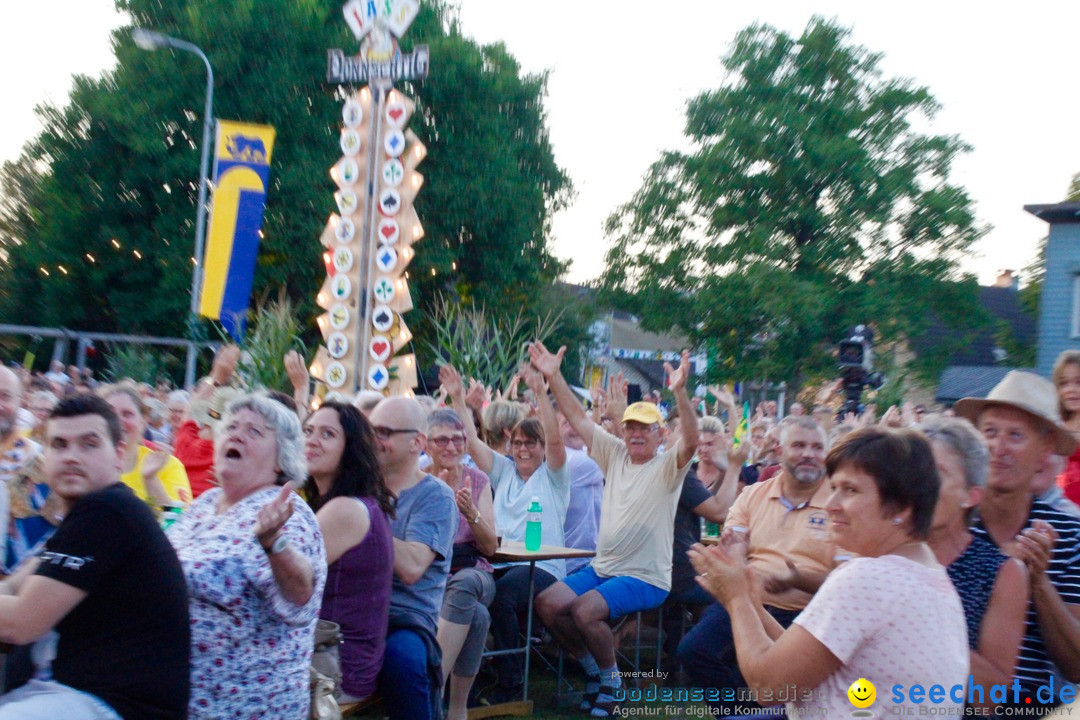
[399,326,413,344]
[412,223,424,241]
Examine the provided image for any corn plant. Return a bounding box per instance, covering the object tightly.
[425,294,563,392]
[226,295,306,392]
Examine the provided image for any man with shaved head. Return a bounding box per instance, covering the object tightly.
[371,396,458,720]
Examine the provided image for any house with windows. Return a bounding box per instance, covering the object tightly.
[1026,201,1080,376]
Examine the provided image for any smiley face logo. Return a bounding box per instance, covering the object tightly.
[847,678,876,709]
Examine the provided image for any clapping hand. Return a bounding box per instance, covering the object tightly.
[254,483,295,550]
[465,378,490,411]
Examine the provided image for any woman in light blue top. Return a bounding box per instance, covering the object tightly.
[440,362,569,700]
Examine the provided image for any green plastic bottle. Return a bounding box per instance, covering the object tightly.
[525,496,542,551]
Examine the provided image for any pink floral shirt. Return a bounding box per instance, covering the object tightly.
[169,486,327,719]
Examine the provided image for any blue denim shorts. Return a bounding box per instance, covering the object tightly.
[562,564,669,620]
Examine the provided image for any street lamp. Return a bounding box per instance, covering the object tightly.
[133,27,214,389]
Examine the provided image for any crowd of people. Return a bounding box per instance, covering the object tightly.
[1,343,1080,719]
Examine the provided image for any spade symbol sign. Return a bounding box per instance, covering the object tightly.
[376,247,398,273]
[379,189,401,217]
[372,305,394,332]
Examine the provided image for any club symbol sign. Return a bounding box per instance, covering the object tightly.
[382,158,404,187]
[336,189,358,216]
[369,335,392,362]
[328,332,349,359]
[326,362,348,389]
[367,364,390,391]
[372,304,394,332]
[379,188,401,216]
[375,247,398,273]
[332,275,352,299]
[340,129,361,156]
[330,304,350,330]
[333,247,354,273]
[378,218,400,245]
[385,101,407,129]
[335,217,356,243]
[374,277,396,303]
[342,100,364,128]
[384,129,405,157]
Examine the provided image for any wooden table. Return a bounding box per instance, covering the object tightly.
[478,542,595,717]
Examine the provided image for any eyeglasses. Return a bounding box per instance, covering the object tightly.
[430,435,466,448]
[372,426,420,440]
[511,438,541,450]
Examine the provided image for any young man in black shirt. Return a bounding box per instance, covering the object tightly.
[0,394,190,719]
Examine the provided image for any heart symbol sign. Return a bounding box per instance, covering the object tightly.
[386,103,407,128]
[372,340,389,357]
[389,107,404,121]
[381,224,396,239]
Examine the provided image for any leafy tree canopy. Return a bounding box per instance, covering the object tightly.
[0,0,573,373]
[599,17,987,387]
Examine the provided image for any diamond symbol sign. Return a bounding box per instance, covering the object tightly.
[369,335,392,362]
[340,129,361,157]
[367,363,389,391]
[342,100,364,128]
[328,332,349,359]
[330,304,350,330]
[374,277,396,303]
[372,305,394,332]
[333,247,354,273]
[335,217,356,243]
[379,189,401,216]
[382,159,404,187]
[326,362,348,389]
[376,247,398,273]
[378,219,400,245]
[332,275,352,299]
[384,130,405,158]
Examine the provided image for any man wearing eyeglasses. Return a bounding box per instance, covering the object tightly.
[370,397,458,720]
[530,343,698,717]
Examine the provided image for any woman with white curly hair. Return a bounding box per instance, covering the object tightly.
[168,393,327,719]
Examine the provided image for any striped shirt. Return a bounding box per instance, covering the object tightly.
[971,500,1080,695]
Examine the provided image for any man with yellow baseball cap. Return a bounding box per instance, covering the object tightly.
[528,342,697,717]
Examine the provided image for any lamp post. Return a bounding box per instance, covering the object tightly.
[133,27,214,389]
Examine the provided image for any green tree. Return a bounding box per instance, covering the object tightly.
[599,17,987,388]
[0,1,572,365]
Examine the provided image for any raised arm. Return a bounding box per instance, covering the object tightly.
[440,364,495,475]
[666,350,699,467]
[284,350,311,423]
[191,344,239,402]
[527,342,596,449]
[522,363,565,471]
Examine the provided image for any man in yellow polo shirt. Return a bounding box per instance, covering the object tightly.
[678,416,836,710]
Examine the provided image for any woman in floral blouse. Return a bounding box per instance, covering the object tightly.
[168,393,327,719]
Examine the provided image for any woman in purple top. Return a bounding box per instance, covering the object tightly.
[428,409,498,720]
[302,401,395,703]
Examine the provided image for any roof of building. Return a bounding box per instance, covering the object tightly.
[936,365,1032,404]
[1025,202,1080,225]
[915,285,1036,367]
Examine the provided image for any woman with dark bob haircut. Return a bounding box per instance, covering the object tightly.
[689,427,970,718]
[302,401,395,703]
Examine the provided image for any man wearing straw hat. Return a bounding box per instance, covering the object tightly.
[955,370,1080,702]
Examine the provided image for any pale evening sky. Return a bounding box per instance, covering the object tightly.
[2,1,1077,287]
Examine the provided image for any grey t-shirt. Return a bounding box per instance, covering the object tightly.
[389,474,458,634]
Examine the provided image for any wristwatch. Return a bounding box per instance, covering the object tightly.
[471,513,481,525]
[265,535,289,555]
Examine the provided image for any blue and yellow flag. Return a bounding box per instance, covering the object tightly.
[198,120,276,339]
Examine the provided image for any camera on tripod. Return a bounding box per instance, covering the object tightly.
[837,324,885,417]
